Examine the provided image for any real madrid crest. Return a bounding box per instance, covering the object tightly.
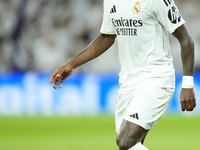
[133,1,141,14]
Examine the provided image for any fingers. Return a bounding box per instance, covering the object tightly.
[50,65,74,89]
[50,68,62,89]
[51,73,66,89]
[190,100,196,110]
[181,102,186,111]
[180,88,196,112]
[181,98,196,112]
[188,100,196,111]
[53,74,60,89]
[50,68,60,83]
[60,79,65,88]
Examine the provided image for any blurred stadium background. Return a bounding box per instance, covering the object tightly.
[0,0,200,150]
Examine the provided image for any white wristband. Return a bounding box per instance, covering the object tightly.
[182,76,194,89]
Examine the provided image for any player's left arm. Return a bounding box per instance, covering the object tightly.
[172,24,196,112]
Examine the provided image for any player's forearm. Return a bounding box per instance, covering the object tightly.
[69,33,116,69]
[181,37,194,76]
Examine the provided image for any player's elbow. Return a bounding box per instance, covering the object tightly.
[187,36,194,49]
[181,36,194,50]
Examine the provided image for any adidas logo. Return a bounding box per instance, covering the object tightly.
[130,113,139,120]
[110,5,116,13]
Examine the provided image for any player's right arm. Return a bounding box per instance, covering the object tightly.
[50,33,116,89]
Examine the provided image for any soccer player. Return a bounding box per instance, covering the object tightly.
[50,0,196,149]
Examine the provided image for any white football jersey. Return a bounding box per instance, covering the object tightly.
[100,0,185,90]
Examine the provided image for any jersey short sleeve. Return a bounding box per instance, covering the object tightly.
[152,0,185,33]
[100,0,116,34]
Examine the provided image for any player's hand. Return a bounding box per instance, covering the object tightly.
[50,63,75,89]
[180,88,196,111]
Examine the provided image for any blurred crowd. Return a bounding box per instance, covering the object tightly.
[0,0,199,73]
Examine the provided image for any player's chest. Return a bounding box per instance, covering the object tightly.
[107,0,153,20]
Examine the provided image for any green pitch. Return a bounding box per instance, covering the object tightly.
[0,115,199,150]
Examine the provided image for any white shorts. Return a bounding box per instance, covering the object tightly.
[115,76,175,133]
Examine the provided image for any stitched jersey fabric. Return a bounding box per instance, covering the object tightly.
[100,0,185,91]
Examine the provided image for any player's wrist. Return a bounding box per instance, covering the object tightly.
[182,76,194,89]
[68,60,77,69]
